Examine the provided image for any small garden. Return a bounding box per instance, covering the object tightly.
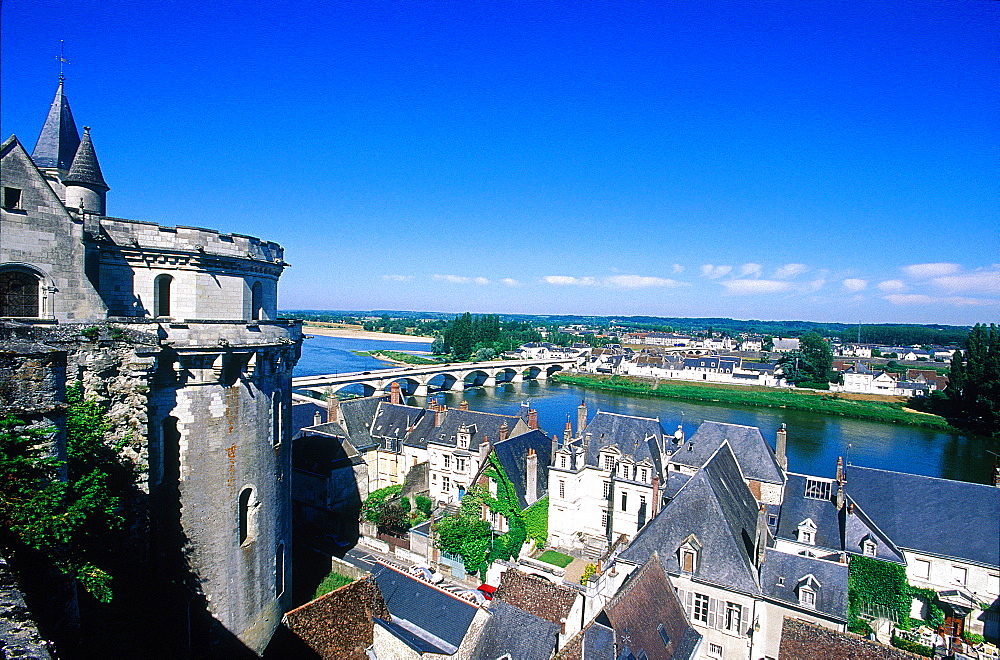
[313,571,356,599]
[361,485,432,536]
[536,550,573,568]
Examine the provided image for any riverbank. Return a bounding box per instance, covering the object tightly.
[351,350,439,365]
[552,373,952,430]
[301,322,434,343]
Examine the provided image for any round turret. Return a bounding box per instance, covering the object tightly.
[63,127,109,214]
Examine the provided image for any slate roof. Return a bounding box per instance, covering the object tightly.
[555,620,616,660]
[291,399,326,436]
[603,556,701,660]
[493,569,578,627]
[371,562,478,653]
[338,397,381,450]
[425,408,523,452]
[292,433,360,473]
[670,421,784,485]
[760,550,848,621]
[63,127,109,190]
[583,411,666,476]
[663,471,691,501]
[491,429,554,509]
[620,443,762,595]
[371,402,426,439]
[31,79,80,171]
[846,466,1000,567]
[470,599,560,660]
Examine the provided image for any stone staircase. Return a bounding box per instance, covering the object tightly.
[581,534,609,561]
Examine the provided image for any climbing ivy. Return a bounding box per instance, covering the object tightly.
[909,587,944,630]
[848,556,912,630]
[0,384,133,603]
[523,495,549,548]
[483,453,527,563]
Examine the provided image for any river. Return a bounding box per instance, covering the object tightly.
[296,334,997,485]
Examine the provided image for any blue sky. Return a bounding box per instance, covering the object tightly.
[3,0,997,325]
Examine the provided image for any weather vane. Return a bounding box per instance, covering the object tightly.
[57,40,69,82]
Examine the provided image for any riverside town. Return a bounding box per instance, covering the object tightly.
[2,4,998,660]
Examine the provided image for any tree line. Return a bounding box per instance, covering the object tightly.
[947,323,1000,435]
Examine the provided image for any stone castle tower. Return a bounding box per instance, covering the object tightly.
[0,78,302,655]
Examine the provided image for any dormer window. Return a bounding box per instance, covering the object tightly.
[797,518,817,545]
[560,454,567,469]
[603,454,615,471]
[456,425,471,449]
[640,468,649,483]
[797,575,821,609]
[679,535,702,573]
[861,537,877,556]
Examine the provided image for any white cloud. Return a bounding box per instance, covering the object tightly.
[721,279,790,295]
[932,267,1000,295]
[543,275,598,286]
[884,294,993,306]
[739,263,763,278]
[604,275,689,289]
[842,278,867,292]
[381,274,413,282]
[773,263,808,279]
[672,264,685,274]
[902,262,960,279]
[433,274,488,284]
[700,264,733,279]
[805,278,826,292]
[877,279,908,293]
[501,278,521,287]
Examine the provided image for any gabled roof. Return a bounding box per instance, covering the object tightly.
[554,620,616,660]
[493,569,578,627]
[282,575,388,660]
[603,556,701,660]
[491,429,553,509]
[779,617,917,659]
[337,397,381,450]
[371,562,478,654]
[63,127,109,191]
[583,411,665,475]
[425,408,523,452]
[620,443,762,595]
[31,79,80,171]
[846,466,1000,567]
[371,402,426,439]
[470,599,560,660]
[292,433,360,473]
[671,421,784,485]
[760,550,848,621]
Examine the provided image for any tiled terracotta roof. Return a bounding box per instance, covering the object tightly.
[779,618,920,659]
[494,569,577,628]
[283,577,388,660]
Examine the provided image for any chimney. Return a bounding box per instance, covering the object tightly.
[478,436,491,465]
[313,411,322,427]
[390,381,401,405]
[577,400,588,437]
[836,456,845,483]
[775,424,788,471]
[326,394,340,425]
[652,474,661,516]
[460,400,469,411]
[499,421,510,443]
[551,434,559,461]
[835,456,846,509]
[564,417,573,443]
[434,405,445,428]
[528,409,539,430]
[994,456,1000,489]
[526,448,538,504]
[755,504,768,568]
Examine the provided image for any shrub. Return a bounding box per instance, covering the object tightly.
[963,632,985,645]
[314,571,355,598]
[81,326,100,340]
[415,495,432,517]
[891,636,933,657]
[580,563,597,584]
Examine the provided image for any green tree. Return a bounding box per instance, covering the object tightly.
[948,324,1000,434]
[779,332,835,387]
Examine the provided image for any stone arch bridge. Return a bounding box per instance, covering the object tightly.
[291,358,576,398]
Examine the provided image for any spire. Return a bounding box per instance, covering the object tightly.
[31,78,81,172]
[64,127,109,191]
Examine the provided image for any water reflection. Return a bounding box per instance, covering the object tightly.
[295,335,997,485]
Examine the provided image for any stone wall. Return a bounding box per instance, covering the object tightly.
[0,552,52,660]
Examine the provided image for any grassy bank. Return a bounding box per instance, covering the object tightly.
[552,373,952,431]
[353,350,439,365]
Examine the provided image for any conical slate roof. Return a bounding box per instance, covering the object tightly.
[31,79,81,171]
[63,127,109,191]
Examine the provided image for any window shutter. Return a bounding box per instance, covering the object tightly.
[684,590,694,619]
[708,597,718,629]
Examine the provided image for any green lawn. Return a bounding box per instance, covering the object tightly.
[537,550,574,568]
[313,571,355,599]
[352,350,439,365]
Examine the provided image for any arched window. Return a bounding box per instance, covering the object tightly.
[0,270,40,317]
[239,487,256,545]
[251,281,263,320]
[154,274,173,318]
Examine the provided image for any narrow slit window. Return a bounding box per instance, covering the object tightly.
[154,274,173,317]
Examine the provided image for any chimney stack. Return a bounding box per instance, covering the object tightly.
[460,400,469,411]
[776,424,788,471]
[755,504,768,568]
[326,394,340,425]
[564,417,573,443]
[835,456,846,509]
[313,411,322,427]
[577,400,588,438]
[390,381,401,405]
[528,409,539,430]
[478,436,492,465]
[499,420,510,443]
[652,474,661,516]
[526,448,538,504]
